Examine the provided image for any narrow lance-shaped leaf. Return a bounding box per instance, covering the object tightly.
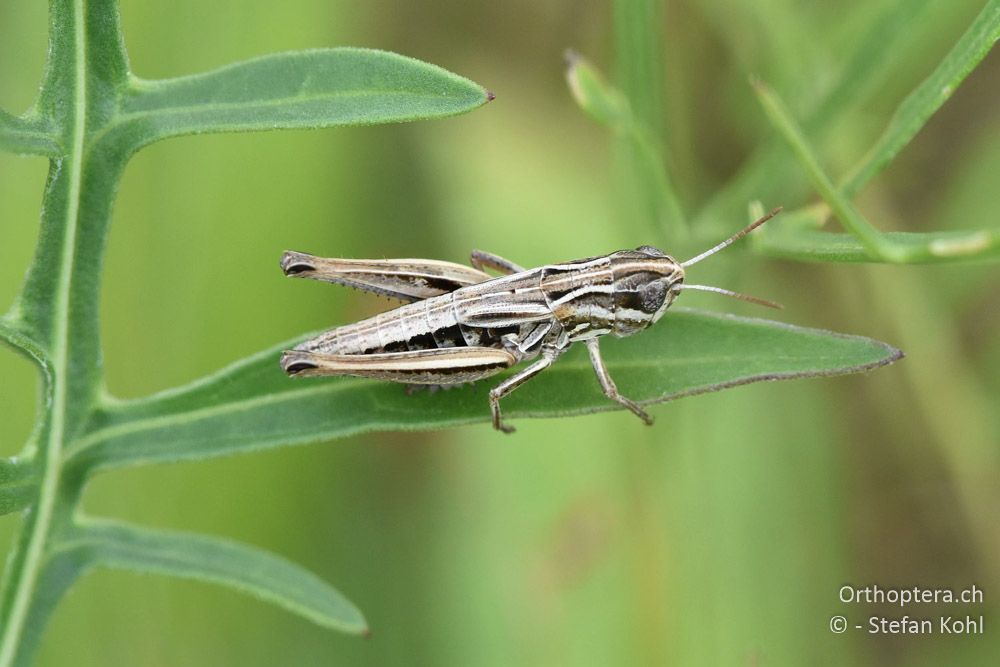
[6,537,93,667]
[66,309,902,474]
[4,516,368,667]
[111,48,492,150]
[62,519,368,635]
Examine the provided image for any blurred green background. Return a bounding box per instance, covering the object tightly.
[1,0,998,664]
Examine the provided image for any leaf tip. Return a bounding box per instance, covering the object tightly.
[862,339,905,371]
[485,90,496,102]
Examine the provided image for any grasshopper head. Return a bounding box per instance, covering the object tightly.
[609,246,685,336]
[609,208,786,336]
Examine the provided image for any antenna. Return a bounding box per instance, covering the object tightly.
[675,284,783,309]
[681,207,782,268]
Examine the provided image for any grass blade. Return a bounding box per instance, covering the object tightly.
[840,0,1000,197]
[67,309,902,473]
[611,0,686,236]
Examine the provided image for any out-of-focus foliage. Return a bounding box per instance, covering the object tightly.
[1,0,997,665]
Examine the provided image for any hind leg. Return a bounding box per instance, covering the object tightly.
[281,346,516,384]
[470,250,526,275]
[488,357,552,433]
[488,334,568,433]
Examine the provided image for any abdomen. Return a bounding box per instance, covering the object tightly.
[293,292,522,355]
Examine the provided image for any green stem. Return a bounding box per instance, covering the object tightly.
[748,80,1000,265]
[751,79,900,260]
[0,1,117,662]
[0,0,86,658]
[753,227,1000,264]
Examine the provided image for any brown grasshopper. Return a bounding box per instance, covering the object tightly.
[280,208,782,432]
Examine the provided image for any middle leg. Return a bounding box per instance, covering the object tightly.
[488,331,569,433]
[488,357,552,433]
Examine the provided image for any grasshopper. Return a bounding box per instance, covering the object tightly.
[280,208,782,433]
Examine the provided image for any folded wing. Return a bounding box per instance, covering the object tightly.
[280,251,492,302]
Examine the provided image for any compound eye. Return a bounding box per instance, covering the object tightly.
[640,280,668,311]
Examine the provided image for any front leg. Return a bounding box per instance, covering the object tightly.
[584,338,653,425]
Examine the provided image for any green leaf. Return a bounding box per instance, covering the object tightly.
[66,309,902,474]
[64,519,368,635]
[840,0,1000,197]
[4,517,367,667]
[6,537,91,667]
[113,48,492,151]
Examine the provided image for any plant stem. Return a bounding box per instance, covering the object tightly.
[0,1,85,662]
[751,78,899,260]
[753,227,1000,264]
